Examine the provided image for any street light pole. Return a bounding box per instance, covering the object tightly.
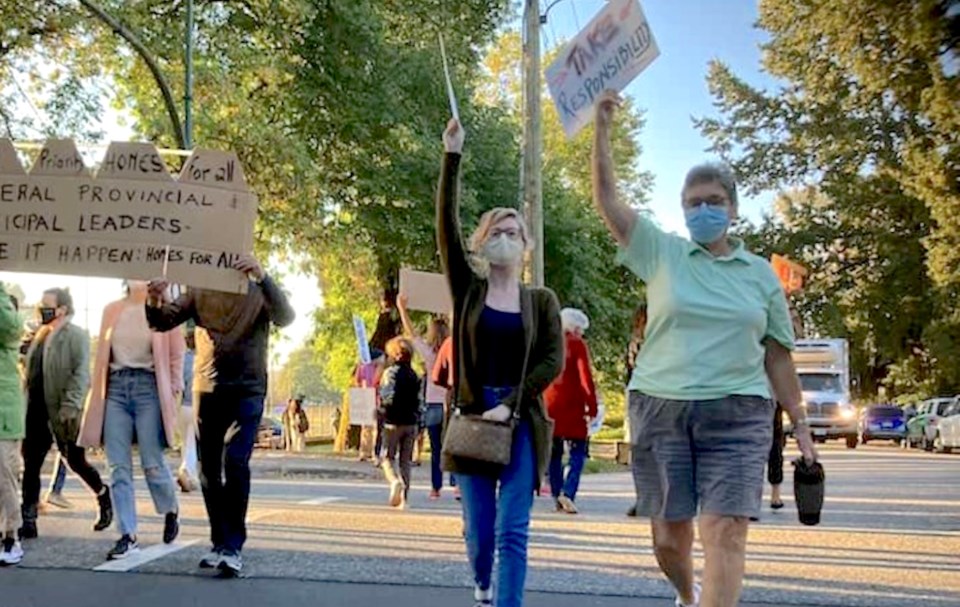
[184,0,194,150]
[522,0,544,287]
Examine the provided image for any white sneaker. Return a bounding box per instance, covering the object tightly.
[199,547,221,569]
[675,582,702,607]
[388,480,403,508]
[0,538,23,566]
[473,585,493,606]
[44,491,73,510]
[218,550,243,576]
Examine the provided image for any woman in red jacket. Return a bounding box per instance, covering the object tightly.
[544,308,598,514]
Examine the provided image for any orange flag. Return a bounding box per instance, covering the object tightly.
[771,254,808,294]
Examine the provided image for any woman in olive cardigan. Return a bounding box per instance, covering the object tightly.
[437,119,564,607]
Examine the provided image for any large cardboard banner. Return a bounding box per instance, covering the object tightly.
[399,268,453,315]
[545,0,660,138]
[0,139,257,293]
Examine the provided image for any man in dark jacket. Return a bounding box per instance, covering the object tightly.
[21,288,112,539]
[147,255,294,575]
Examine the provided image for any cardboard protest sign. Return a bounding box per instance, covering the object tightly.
[353,316,372,364]
[348,387,377,426]
[545,0,660,138]
[0,139,256,293]
[771,254,808,294]
[399,268,453,315]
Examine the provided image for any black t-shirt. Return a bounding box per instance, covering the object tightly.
[477,306,525,389]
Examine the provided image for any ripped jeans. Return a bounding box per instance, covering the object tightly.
[104,368,178,537]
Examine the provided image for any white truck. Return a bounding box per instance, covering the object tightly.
[789,338,859,449]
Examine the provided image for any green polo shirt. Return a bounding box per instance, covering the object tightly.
[616,215,795,401]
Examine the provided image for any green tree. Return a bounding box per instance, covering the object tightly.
[700,0,959,397]
[270,341,340,405]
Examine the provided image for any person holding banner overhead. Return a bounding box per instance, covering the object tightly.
[146,254,294,576]
[438,118,564,607]
[78,280,185,560]
[591,90,817,607]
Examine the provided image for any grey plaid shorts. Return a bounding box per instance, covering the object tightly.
[629,391,774,521]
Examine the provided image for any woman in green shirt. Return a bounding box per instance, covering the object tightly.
[592,90,817,607]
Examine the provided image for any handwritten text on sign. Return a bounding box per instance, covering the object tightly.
[545,0,660,138]
[0,140,256,293]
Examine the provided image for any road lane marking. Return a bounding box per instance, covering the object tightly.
[298,497,347,506]
[93,540,199,572]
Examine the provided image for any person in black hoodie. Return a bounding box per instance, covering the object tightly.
[378,337,422,509]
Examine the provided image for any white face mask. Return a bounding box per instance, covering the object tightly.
[481,234,524,267]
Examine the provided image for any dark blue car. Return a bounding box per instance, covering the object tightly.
[858,405,907,445]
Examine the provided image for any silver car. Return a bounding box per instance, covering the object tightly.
[934,398,960,454]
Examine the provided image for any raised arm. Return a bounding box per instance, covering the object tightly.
[437,119,474,299]
[234,255,295,328]
[146,279,197,332]
[592,91,637,246]
[396,295,420,341]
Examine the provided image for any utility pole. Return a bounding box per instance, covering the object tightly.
[184,0,194,149]
[522,0,544,287]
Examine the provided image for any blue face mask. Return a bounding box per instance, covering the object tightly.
[684,203,731,245]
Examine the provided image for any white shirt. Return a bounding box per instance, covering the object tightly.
[412,338,446,405]
[110,304,154,371]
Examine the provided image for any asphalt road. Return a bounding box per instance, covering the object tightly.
[3,443,958,607]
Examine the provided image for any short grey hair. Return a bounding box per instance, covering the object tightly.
[682,162,738,207]
[560,308,590,333]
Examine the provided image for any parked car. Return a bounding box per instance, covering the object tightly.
[932,399,960,454]
[256,416,284,449]
[858,404,907,445]
[906,398,954,451]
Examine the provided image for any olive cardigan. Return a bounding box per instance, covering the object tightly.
[437,152,564,480]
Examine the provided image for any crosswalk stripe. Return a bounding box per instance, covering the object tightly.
[92,540,199,572]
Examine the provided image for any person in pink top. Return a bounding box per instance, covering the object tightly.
[397,295,450,498]
[79,280,184,560]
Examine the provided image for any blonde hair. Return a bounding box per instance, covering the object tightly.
[468,207,532,254]
[385,336,414,363]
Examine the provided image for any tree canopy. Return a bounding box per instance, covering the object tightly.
[699,0,959,400]
[2,1,651,401]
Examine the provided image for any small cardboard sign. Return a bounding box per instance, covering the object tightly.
[348,387,377,426]
[399,268,453,315]
[545,0,660,138]
[0,139,256,293]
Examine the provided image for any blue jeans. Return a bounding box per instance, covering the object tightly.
[458,419,536,607]
[423,403,445,492]
[48,452,67,494]
[549,438,587,501]
[104,369,178,537]
[197,388,264,553]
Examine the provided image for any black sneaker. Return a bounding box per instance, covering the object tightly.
[18,521,37,540]
[163,512,179,544]
[107,535,140,560]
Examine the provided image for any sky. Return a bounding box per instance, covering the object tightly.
[542,0,781,234]
[4,0,779,361]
